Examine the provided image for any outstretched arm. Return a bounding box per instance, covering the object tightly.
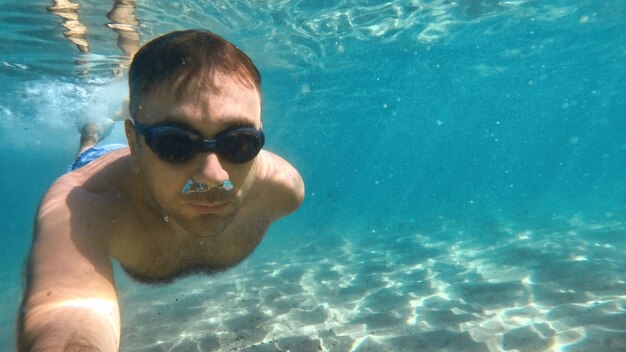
[17,185,120,352]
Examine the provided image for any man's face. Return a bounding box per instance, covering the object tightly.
[128,73,262,237]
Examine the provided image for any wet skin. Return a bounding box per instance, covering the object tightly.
[18,74,305,351]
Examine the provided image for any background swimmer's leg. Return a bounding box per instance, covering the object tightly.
[107,0,141,78]
[114,99,131,122]
[78,123,99,155]
[48,0,142,78]
[76,100,130,155]
[47,0,90,54]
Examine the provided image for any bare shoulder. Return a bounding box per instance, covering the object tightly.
[35,174,113,265]
[253,150,305,216]
[38,149,134,244]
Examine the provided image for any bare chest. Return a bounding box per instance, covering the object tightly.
[108,215,270,283]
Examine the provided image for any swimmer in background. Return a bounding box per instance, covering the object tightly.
[47,0,141,76]
[17,30,305,351]
[70,100,130,172]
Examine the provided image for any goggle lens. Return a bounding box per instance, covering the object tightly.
[135,122,264,163]
[219,130,264,163]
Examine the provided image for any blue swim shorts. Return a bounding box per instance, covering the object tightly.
[68,144,127,172]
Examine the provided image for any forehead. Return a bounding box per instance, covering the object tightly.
[137,72,262,130]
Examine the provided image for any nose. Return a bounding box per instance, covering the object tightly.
[194,152,229,187]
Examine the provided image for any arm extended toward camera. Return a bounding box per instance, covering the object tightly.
[17,184,120,352]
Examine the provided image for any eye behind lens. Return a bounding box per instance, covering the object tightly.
[152,133,196,162]
[222,133,262,163]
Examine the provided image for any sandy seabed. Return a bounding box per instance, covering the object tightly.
[118,216,626,352]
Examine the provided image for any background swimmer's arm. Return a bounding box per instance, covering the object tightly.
[17,186,120,352]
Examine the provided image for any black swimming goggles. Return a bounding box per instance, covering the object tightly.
[133,121,265,164]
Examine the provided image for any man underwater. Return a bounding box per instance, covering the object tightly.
[17,29,305,352]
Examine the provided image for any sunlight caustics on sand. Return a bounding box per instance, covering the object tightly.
[117,216,626,352]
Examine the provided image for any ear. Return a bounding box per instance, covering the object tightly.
[125,119,141,173]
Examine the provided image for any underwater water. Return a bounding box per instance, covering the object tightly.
[1,0,626,350]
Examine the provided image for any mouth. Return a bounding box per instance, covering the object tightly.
[186,201,229,215]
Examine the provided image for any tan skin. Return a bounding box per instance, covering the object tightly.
[18,74,305,351]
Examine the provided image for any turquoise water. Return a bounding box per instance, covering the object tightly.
[2,0,626,350]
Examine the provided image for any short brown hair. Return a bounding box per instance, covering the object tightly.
[128,29,261,118]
